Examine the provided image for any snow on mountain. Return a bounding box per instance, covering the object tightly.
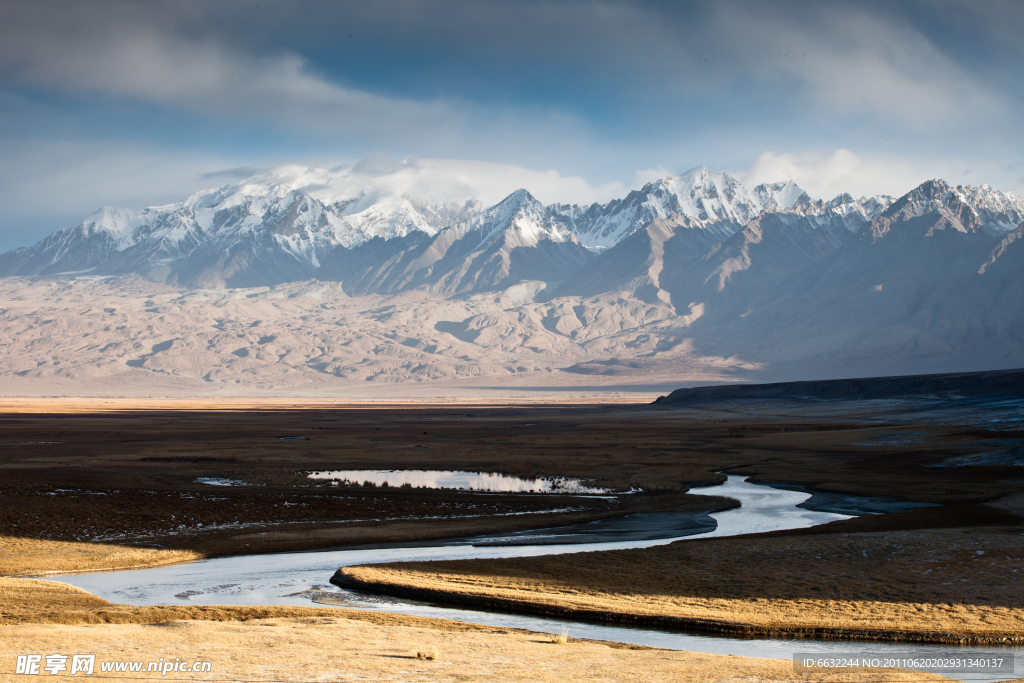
[789,192,893,233]
[80,206,141,248]
[430,189,591,295]
[167,165,483,248]
[958,185,1024,232]
[2,163,1023,296]
[658,167,763,223]
[751,180,810,213]
[878,179,1024,235]
[0,165,485,287]
[566,167,875,250]
[569,166,765,250]
[475,189,574,247]
[318,188,592,297]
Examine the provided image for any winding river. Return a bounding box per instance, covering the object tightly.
[51,476,1020,681]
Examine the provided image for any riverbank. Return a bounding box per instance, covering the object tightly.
[0,538,201,577]
[0,579,953,683]
[336,509,1024,645]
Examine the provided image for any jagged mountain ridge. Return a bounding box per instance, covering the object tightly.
[0,165,485,288]
[315,189,593,297]
[0,166,1022,306]
[1,163,984,289]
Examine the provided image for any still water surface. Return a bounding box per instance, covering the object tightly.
[307,469,606,493]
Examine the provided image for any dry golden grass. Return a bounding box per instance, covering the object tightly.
[0,578,109,614]
[338,527,1024,642]
[0,537,201,577]
[0,578,953,682]
[0,616,952,683]
[550,623,570,644]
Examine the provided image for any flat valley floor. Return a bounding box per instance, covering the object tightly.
[1,395,1023,681]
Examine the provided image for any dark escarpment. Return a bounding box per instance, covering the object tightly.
[654,368,1024,405]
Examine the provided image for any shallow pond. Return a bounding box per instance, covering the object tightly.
[307,469,607,493]
[52,476,1019,681]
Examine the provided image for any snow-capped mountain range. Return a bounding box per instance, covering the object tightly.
[2,163,1023,313]
[7,163,1021,292]
[1,164,1023,391]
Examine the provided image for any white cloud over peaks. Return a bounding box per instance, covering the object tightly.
[739,149,1024,201]
[738,150,937,201]
[210,156,630,209]
[411,158,629,206]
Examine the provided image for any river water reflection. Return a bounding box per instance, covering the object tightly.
[51,476,1020,681]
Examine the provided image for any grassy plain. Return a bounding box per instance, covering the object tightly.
[0,538,199,577]
[0,579,954,683]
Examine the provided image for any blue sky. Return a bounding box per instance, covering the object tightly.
[1,0,1022,252]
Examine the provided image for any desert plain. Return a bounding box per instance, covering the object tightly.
[1,387,1023,681]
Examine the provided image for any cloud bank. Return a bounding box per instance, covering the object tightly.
[0,0,1021,251]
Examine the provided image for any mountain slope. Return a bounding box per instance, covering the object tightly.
[318,190,595,297]
[660,212,855,317]
[677,191,1024,377]
[556,215,737,304]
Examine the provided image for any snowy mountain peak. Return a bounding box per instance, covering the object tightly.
[887,179,952,217]
[478,189,572,246]
[881,179,1024,233]
[5,161,1023,291]
[569,167,764,250]
[782,192,894,233]
[657,166,760,223]
[953,183,1024,232]
[753,181,811,212]
[80,206,139,249]
[490,188,539,214]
